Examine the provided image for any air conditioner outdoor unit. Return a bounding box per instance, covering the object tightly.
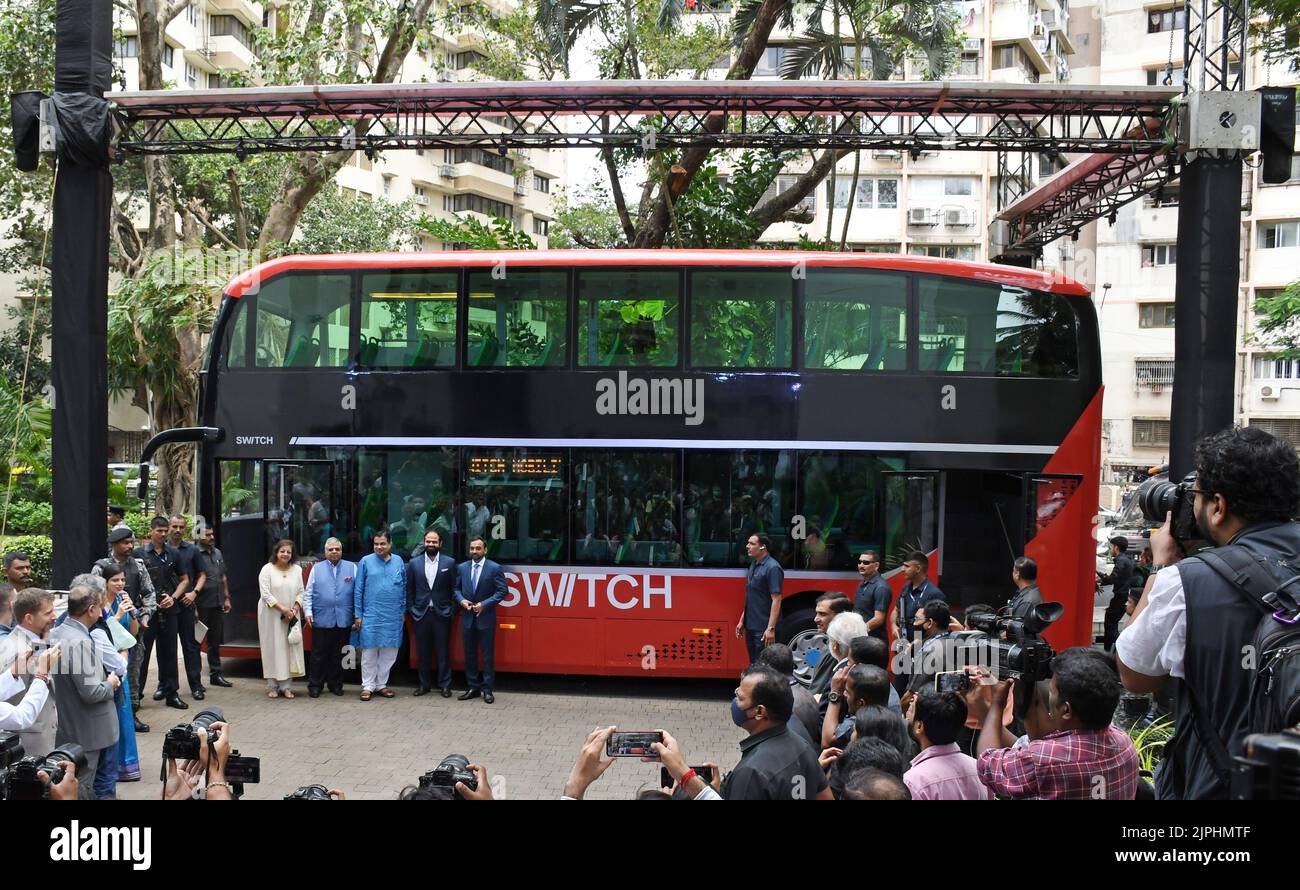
[1259,383,1281,401]
[439,164,457,178]
[944,208,973,227]
[437,68,456,82]
[963,38,982,51]
[909,206,936,226]
[514,180,529,196]
[1042,9,1056,29]
[412,194,430,206]
[872,149,901,159]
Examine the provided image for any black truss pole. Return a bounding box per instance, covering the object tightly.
[1170,155,1241,479]
[50,0,112,587]
[1169,0,1247,478]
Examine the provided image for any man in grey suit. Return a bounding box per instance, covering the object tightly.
[49,585,121,799]
[0,588,60,757]
[406,530,458,698]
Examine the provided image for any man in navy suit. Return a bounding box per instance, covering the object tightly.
[454,536,507,704]
[406,530,457,698]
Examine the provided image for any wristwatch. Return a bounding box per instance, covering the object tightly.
[827,692,842,704]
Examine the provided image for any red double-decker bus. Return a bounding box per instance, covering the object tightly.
[161,250,1100,679]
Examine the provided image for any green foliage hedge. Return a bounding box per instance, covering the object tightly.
[3,534,51,586]
[1,500,51,534]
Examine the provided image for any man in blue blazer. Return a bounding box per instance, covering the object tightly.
[406,530,458,698]
[453,536,507,703]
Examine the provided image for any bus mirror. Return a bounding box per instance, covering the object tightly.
[137,463,150,501]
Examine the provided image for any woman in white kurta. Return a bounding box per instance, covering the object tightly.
[258,539,305,699]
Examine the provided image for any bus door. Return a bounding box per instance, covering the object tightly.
[264,460,335,563]
[881,471,940,570]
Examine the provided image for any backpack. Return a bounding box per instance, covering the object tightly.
[1184,545,1300,779]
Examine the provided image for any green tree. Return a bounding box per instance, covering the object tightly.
[417,214,538,250]
[482,0,962,249]
[1252,0,1300,72]
[0,0,447,515]
[1254,281,1300,358]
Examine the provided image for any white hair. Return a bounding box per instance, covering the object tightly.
[827,611,869,658]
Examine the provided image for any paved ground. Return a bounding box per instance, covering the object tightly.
[117,657,740,800]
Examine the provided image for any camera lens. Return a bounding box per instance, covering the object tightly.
[191,707,225,738]
[1137,478,1178,524]
[438,754,470,772]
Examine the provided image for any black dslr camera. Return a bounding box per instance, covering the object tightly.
[0,744,87,801]
[1229,729,1300,800]
[1137,471,1199,541]
[162,707,226,761]
[285,784,335,800]
[160,706,260,796]
[419,754,478,796]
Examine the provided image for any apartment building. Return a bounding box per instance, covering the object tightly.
[57,0,567,460]
[1085,0,1300,491]
[695,0,1076,262]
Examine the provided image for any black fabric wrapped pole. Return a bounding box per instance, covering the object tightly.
[50,0,112,587]
[1170,154,1242,479]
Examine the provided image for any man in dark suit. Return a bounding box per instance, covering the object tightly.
[1100,536,1135,652]
[406,530,457,698]
[453,536,507,704]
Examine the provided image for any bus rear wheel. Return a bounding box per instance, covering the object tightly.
[777,607,825,688]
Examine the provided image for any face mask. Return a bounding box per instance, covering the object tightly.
[731,699,754,727]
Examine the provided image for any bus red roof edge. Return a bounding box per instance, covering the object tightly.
[224,250,1090,299]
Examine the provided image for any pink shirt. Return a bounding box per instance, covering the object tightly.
[904,743,994,800]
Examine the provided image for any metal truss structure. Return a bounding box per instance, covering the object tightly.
[997,147,1177,250]
[1185,0,1246,93]
[111,80,1177,157]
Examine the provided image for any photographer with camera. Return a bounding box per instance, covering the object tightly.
[0,640,58,731]
[161,714,247,800]
[49,583,122,798]
[976,647,1137,799]
[1117,425,1300,800]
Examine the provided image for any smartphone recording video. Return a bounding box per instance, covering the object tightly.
[605,731,664,758]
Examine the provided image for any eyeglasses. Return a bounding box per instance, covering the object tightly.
[857,560,877,565]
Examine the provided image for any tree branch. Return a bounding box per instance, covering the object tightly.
[632,0,790,247]
[162,0,191,28]
[182,199,240,250]
[748,142,854,231]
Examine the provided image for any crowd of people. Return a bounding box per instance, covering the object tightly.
[2,424,1296,801]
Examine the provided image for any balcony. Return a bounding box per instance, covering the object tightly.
[205,0,263,25]
[1134,358,1175,393]
[991,4,1051,75]
[203,34,256,71]
[1135,206,1178,242]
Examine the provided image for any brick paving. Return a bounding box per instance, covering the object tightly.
[117,657,741,800]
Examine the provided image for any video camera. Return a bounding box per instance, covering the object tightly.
[0,741,87,801]
[1229,729,1300,800]
[418,754,478,798]
[949,602,1063,721]
[160,706,261,797]
[1137,471,1200,542]
[958,602,1064,683]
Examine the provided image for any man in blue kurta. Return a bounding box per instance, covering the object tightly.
[353,529,406,700]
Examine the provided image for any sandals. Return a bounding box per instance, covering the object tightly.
[360,690,372,701]
[282,691,295,700]
[377,687,395,698]
[267,690,279,699]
